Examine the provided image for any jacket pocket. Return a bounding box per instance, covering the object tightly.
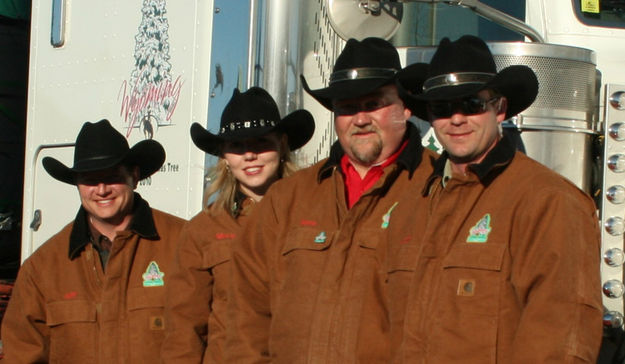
[127,287,166,362]
[387,238,438,275]
[279,227,334,286]
[442,243,506,271]
[386,243,419,334]
[355,228,381,250]
[439,243,506,314]
[202,242,231,269]
[387,244,418,274]
[127,286,165,311]
[46,300,96,326]
[45,300,97,363]
[354,228,384,269]
[427,244,506,364]
[203,242,232,301]
[274,227,335,324]
[281,227,333,255]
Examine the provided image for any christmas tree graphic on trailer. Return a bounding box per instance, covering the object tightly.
[118,0,184,140]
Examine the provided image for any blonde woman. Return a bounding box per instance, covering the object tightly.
[161,87,314,363]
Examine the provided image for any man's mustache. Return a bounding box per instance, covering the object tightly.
[350,126,379,136]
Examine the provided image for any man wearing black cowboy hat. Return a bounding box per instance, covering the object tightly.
[228,38,437,363]
[2,119,186,363]
[386,35,602,363]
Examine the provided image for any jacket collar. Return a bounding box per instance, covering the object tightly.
[68,193,159,259]
[424,134,516,195]
[231,189,256,218]
[317,122,424,182]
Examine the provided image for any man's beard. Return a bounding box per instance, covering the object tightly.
[349,132,383,165]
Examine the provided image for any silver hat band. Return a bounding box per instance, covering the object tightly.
[423,72,495,92]
[220,119,277,133]
[329,68,397,85]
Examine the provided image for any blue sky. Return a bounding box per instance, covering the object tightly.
[206,0,251,134]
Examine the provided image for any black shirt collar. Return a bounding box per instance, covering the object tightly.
[317,122,424,182]
[231,190,249,217]
[424,134,516,195]
[68,193,159,259]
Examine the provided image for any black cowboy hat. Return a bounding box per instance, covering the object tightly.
[42,119,165,185]
[190,87,315,156]
[398,35,539,121]
[301,37,426,110]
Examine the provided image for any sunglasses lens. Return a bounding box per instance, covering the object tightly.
[428,97,495,118]
[428,102,453,118]
[464,97,487,114]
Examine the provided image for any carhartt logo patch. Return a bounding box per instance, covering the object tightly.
[466,214,492,243]
[63,291,77,300]
[150,315,165,330]
[301,220,318,226]
[457,279,476,296]
[142,261,165,287]
[381,202,399,229]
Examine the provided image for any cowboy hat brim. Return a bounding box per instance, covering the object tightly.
[400,64,538,121]
[301,74,397,111]
[302,62,429,111]
[42,139,165,185]
[190,109,315,156]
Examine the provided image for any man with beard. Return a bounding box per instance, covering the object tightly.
[227,37,435,363]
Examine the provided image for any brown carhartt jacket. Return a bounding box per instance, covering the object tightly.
[227,124,437,363]
[386,136,603,363]
[1,194,185,363]
[162,198,255,363]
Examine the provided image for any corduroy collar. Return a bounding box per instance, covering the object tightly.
[318,122,424,182]
[68,193,159,259]
[424,134,516,195]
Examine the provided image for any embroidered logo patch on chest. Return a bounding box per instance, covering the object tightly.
[142,261,165,287]
[466,214,492,243]
[314,231,327,243]
[381,201,399,229]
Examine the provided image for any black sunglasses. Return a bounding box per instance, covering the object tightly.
[428,96,500,119]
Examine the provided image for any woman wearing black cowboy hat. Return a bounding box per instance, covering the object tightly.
[161,87,314,363]
[388,35,602,363]
[2,119,187,363]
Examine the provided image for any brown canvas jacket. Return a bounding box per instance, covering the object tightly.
[386,136,603,363]
[1,194,185,363]
[227,124,437,364]
[162,197,254,363]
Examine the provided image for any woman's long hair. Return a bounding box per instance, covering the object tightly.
[204,134,296,216]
